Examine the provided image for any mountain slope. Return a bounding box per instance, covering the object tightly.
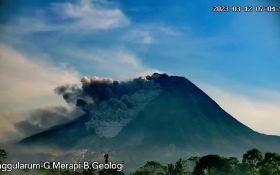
[111,75,280,152]
[20,73,280,167]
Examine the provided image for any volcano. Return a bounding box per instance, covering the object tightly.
[20,73,280,168]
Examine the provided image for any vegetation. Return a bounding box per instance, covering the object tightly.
[0,149,7,175]
[132,148,280,175]
[0,148,279,175]
[0,149,7,163]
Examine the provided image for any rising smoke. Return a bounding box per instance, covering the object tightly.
[15,106,84,137]
[55,75,162,138]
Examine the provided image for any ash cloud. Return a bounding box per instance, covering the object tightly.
[15,106,84,137]
[55,75,162,138]
[54,85,83,105]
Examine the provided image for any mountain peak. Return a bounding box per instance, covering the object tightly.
[20,73,280,169]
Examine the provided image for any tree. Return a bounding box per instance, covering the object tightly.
[175,159,184,175]
[259,152,280,175]
[221,157,239,173]
[143,161,165,175]
[188,156,200,164]
[242,148,264,175]
[192,155,225,175]
[0,149,7,163]
[132,161,165,175]
[192,154,247,175]
[133,168,153,175]
[166,163,176,175]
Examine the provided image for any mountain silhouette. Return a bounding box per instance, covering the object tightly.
[20,73,280,168]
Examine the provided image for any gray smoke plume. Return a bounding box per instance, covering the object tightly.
[55,75,162,138]
[15,106,84,137]
[54,84,83,105]
[86,88,160,138]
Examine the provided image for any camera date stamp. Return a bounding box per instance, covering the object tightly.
[212,5,280,12]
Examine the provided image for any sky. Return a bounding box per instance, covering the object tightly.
[0,0,279,141]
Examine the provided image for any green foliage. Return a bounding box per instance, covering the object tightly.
[132,159,188,175]
[190,149,279,175]
[0,149,7,163]
[0,149,7,175]
[188,156,200,164]
[192,155,229,175]
[192,155,246,175]
[259,152,280,175]
[242,148,264,175]
[166,163,176,175]
[1,149,280,175]
[131,149,279,175]
[174,159,184,175]
[132,168,153,175]
[131,161,166,175]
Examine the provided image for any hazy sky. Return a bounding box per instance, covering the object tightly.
[0,0,279,140]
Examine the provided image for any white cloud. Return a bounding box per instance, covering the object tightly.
[143,34,153,44]
[158,26,183,36]
[199,84,280,136]
[0,44,80,111]
[0,44,80,141]
[5,0,129,33]
[123,30,154,44]
[68,49,158,80]
[51,0,129,31]
[0,111,22,142]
